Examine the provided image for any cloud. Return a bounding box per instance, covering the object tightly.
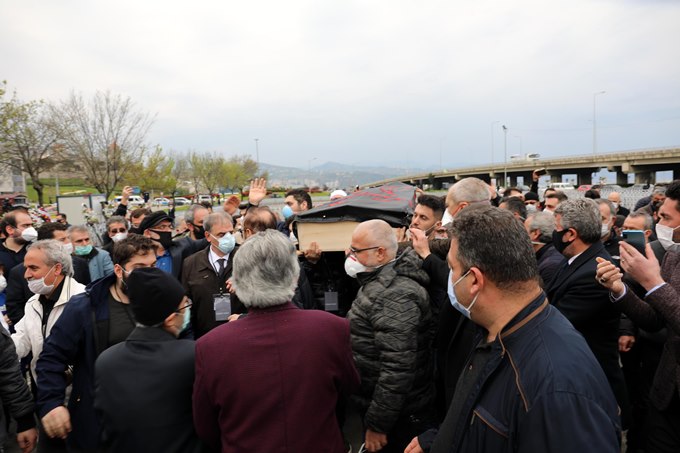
[2,0,679,168]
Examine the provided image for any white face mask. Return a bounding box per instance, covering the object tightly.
[441,209,454,227]
[601,224,611,238]
[21,227,38,242]
[611,202,619,210]
[27,265,57,295]
[0,274,7,292]
[344,255,368,278]
[526,204,538,213]
[543,208,554,215]
[112,232,128,242]
[62,243,74,255]
[655,223,680,252]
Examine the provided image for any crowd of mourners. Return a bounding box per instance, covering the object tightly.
[0,171,678,453]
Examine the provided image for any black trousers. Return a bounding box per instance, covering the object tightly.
[646,394,680,453]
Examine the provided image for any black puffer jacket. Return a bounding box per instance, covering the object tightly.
[347,248,435,433]
[0,327,35,443]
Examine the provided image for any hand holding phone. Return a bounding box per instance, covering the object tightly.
[621,230,646,256]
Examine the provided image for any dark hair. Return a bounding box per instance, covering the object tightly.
[130,208,152,219]
[500,197,528,220]
[56,212,67,220]
[1,211,22,237]
[112,234,157,267]
[546,191,568,202]
[285,189,313,210]
[584,189,601,199]
[665,179,680,213]
[448,205,539,291]
[37,222,68,240]
[416,194,445,220]
[200,201,213,210]
[243,207,278,233]
[505,187,523,197]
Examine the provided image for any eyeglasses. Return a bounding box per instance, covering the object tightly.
[349,246,380,255]
[175,299,193,313]
[109,228,127,234]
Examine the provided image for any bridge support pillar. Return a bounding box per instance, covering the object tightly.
[674,169,680,181]
[576,171,592,187]
[615,171,628,186]
[635,171,656,185]
[550,174,562,184]
[509,176,518,187]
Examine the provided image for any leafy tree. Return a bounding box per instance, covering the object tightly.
[50,91,155,199]
[0,82,60,205]
[126,146,176,195]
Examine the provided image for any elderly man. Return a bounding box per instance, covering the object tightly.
[68,225,114,281]
[346,219,435,453]
[406,206,621,453]
[546,198,630,426]
[179,204,210,242]
[101,215,129,255]
[608,191,630,217]
[13,240,85,383]
[597,179,680,452]
[524,212,565,287]
[193,230,359,452]
[95,267,203,453]
[36,236,158,451]
[181,212,245,338]
[596,199,622,264]
[12,240,85,450]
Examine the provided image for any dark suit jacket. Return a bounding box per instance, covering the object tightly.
[193,302,360,453]
[617,250,680,412]
[168,237,208,280]
[94,327,205,453]
[535,244,565,289]
[181,246,245,339]
[546,241,629,423]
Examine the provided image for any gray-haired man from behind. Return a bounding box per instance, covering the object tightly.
[193,230,359,452]
[524,211,565,287]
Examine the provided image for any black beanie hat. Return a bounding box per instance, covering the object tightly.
[127,267,185,326]
[138,211,173,234]
[524,192,539,202]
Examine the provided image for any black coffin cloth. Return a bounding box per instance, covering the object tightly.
[295,182,417,227]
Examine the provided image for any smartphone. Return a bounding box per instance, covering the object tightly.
[535,168,547,176]
[621,230,646,256]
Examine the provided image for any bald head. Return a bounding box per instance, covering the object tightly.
[607,192,621,204]
[446,177,491,218]
[352,220,397,264]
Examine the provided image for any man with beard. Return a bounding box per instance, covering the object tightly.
[35,235,158,452]
[0,210,37,274]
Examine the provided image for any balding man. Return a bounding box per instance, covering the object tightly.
[346,220,435,453]
[607,192,630,217]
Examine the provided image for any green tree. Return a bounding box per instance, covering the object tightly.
[0,82,60,205]
[127,146,176,196]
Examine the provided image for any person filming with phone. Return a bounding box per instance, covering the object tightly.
[596,179,680,452]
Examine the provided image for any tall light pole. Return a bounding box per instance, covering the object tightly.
[254,138,259,164]
[502,125,508,188]
[593,91,606,154]
[491,120,499,165]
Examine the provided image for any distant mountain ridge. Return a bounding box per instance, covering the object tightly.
[259,161,433,189]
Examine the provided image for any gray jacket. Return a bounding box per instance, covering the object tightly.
[347,248,435,433]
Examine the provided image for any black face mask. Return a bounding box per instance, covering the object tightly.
[552,229,573,255]
[191,224,205,239]
[150,230,174,250]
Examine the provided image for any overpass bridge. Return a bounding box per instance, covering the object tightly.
[362,147,680,189]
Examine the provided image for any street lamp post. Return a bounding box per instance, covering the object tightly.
[593,91,606,154]
[491,120,499,165]
[503,125,508,188]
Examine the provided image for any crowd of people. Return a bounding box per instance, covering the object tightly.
[0,171,678,453]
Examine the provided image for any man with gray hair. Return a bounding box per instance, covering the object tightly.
[193,230,359,452]
[68,225,115,281]
[12,240,86,450]
[524,212,565,287]
[181,211,245,338]
[346,219,435,453]
[546,198,630,426]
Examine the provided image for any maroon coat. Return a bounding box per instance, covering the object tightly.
[193,302,360,453]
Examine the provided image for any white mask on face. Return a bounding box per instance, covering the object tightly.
[526,204,538,213]
[601,224,611,238]
[21,227,38,242]
[655,223,680,252]
[27,265,57,295]
[441,210,454,226]
[62,243,74,255]
[344,255,368,278]
[611,202,619,210]
[112,232,128,242]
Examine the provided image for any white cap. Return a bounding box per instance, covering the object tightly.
[330,190,348,200]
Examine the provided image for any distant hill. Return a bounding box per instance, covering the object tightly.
[258,161,432,189]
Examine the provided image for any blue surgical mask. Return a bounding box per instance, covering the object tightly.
[75,245,93,256]
[211,233,235,254]
[447,269,479,319]
[282,205,294,219]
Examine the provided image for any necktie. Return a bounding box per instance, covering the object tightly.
[217,258,225,276]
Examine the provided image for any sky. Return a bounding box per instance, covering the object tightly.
[2,0,680,171]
